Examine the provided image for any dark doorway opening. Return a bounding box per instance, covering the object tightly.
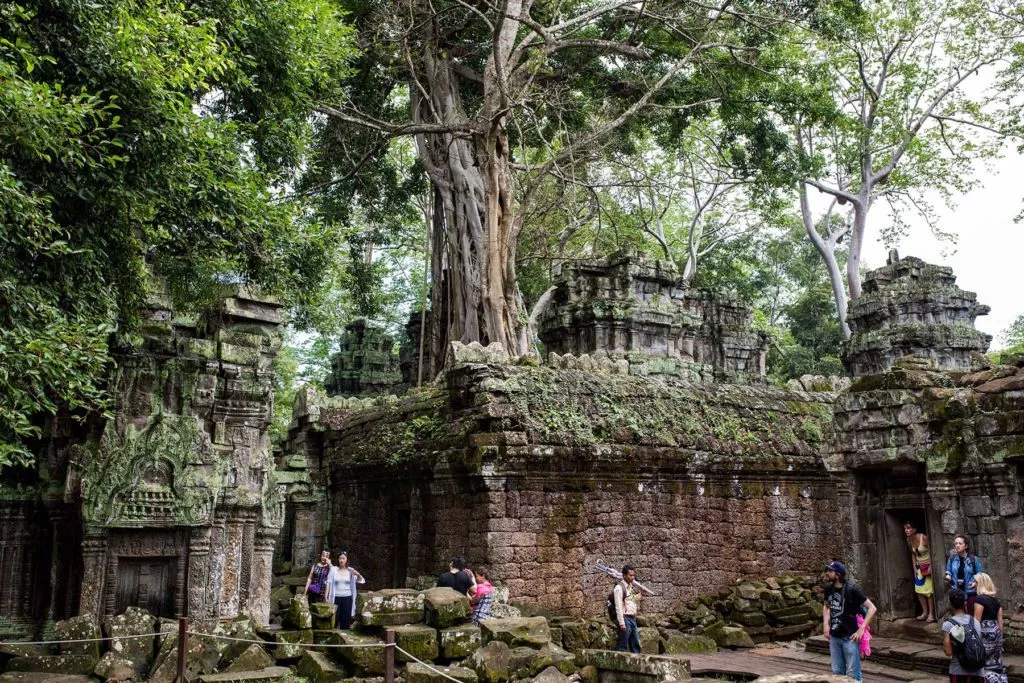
[115,557,175,618]
[882,508,932,620]
[393,509,410,588]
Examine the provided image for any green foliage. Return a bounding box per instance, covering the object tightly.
[0,0,355,468]
[1000,314,1024,349]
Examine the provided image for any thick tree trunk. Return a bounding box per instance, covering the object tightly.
[846,201,868,300]
[410,9,527,355]
[799,183,851,339]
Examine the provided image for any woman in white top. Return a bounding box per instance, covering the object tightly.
[326,550,365,629]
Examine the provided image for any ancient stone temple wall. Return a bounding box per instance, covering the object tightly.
[536,254,769,383]
[325,319,404,397]
[830,255,1024,651]
[289,357,843,617]
[844,251,991,376]
[0,285,285,636]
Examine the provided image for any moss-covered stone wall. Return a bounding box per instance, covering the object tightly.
[291,362,842,617]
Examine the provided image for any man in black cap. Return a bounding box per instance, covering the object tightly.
[823,560,877,681]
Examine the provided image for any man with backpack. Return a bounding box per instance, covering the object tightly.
[609,564,642,653]
[943,588,986,682]
[823,561,877,681]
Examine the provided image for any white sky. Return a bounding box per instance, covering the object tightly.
[860,151,1023,349]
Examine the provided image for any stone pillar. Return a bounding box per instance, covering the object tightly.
[248,528,278,625]
[78,528,107,618]
[291,502,323,571]
[187,527,213,620]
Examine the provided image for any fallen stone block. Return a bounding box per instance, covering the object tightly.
[422,588,471,629]
[703,622,755,649]
[479,617,550,649]
[636,627,661,654]
[54,616,100,660]
[318,630,385,674]
[103,607,157,671]
[557,621,589,653]
[661,633,716,654]
[273,629,312,661]
[310,602,337,631]
[357,590,424,627]
[270,586,292,612]
[405,662,478,683]
[393,624,439,662]
[533,666,568,683]
[282,595,313,630]
[439,624,481,660]
[222,644,274,673]
[296,650,346,683]
[529,642,577,676]
[6,656,98,675]
[574,650,690,682]
[196,666,292,683]
[468,641,510,683]
[0,675,93,683]
[93,652,134,681]
[507,647,539,680]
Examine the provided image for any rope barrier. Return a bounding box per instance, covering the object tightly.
[0,632,167,647]
[186,631,396,649]
[395,645,469,683]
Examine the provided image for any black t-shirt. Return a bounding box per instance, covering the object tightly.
[437,570,474,595]
[824,582,867,638]
[976,595,1000,621]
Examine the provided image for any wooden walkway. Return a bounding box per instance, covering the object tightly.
[683,644,946,682]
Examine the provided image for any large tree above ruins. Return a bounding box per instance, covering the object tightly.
[312,0,859,357]
[779,0,1024,338]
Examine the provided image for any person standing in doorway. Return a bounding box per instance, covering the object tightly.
[946,536,984,614]
[327,550,365,629]
[303,549,333,604]
[614,564,642,654]
[823,561,877,681]
[904,521,936,622]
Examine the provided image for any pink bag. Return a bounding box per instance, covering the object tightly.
[856,614,872,657]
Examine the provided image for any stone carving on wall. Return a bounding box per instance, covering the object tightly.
[84,414,221,527]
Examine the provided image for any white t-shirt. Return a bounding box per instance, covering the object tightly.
[333,568,353,597]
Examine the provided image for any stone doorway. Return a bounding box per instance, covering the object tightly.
[114,557,176,618]
[880,508,929,620]
[393,509,410,587]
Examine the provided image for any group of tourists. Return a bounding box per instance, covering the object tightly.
[823,527,1007,683]
[436,555,495,624]
[303,549,366,629]
[302,551,495,627]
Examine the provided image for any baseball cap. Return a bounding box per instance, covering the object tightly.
[825,561,847,575]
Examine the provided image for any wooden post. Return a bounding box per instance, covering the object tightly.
[384,628,396,683]
[175,616,188,683]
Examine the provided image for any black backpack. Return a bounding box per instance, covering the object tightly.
[952,616,986,672]
[606,585,619,624]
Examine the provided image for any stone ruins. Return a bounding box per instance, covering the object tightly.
[2,251,1024,672]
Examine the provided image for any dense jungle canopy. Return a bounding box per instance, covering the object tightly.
[3,0,1024,466]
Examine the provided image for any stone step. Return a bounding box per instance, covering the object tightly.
[197,666,293,683]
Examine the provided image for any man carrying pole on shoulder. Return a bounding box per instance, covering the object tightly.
[613,564,642,653]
